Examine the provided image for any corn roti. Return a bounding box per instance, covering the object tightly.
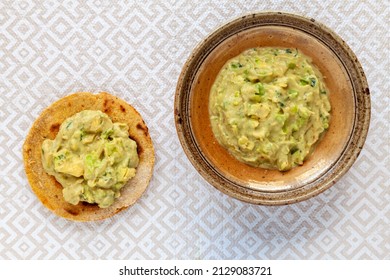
[23,92,155,221]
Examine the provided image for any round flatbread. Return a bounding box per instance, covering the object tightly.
[23,92,155,221]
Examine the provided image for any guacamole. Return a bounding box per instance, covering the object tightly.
[41,110,139,208]
[209,47,331,171]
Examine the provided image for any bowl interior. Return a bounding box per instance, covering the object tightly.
[190,25,355,193]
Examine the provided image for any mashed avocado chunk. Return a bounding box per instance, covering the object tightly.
[209,47,331,171]
[41,110,139,207]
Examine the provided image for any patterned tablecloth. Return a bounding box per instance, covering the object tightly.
[0,0,389,259]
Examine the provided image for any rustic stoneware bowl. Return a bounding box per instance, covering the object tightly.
[174,12,370,205]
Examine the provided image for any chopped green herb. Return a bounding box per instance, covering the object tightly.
[323,122,329,129]
[101,128,113,139]
[255,83,265,95]
[310,78,316,87]
[288,89,299,98]
[299,79,309,86]
[288,62,296,69]
[285,49,292,54]
[275,113,287,123]
[231,62,243,68]
[66,121,72,129]
[55,154,65,160]
[290,105,298,114]
[79,129,86,141]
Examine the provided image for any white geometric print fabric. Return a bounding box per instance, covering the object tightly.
[0,0,389,259]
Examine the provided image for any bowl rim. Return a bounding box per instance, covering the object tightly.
[174,11,371,205]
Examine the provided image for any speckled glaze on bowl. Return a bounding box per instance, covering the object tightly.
[174,12,370,205]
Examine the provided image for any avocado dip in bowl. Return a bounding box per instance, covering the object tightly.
[174,12,370,205]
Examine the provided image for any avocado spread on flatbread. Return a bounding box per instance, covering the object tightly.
[23,92,154,221]
[41,110,139,208]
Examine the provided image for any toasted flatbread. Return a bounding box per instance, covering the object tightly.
[23,92,155,221]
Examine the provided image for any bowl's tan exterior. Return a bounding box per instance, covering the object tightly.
[175,12,370,205]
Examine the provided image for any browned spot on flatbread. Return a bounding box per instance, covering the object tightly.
[103,98,112,114]
[120,105,126,112]
[114,206,127,214]
[136,122,148,136]
[65,208,79,216]
[50,123,60,134]
[129,133,143,155]
[136,140,143,155]
[54,181,62,189]
[81,201,93,207]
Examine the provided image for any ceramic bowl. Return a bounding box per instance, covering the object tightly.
[174,12,370,205]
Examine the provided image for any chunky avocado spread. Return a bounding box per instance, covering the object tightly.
[209,47,331,171]
[41,110,139,208]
